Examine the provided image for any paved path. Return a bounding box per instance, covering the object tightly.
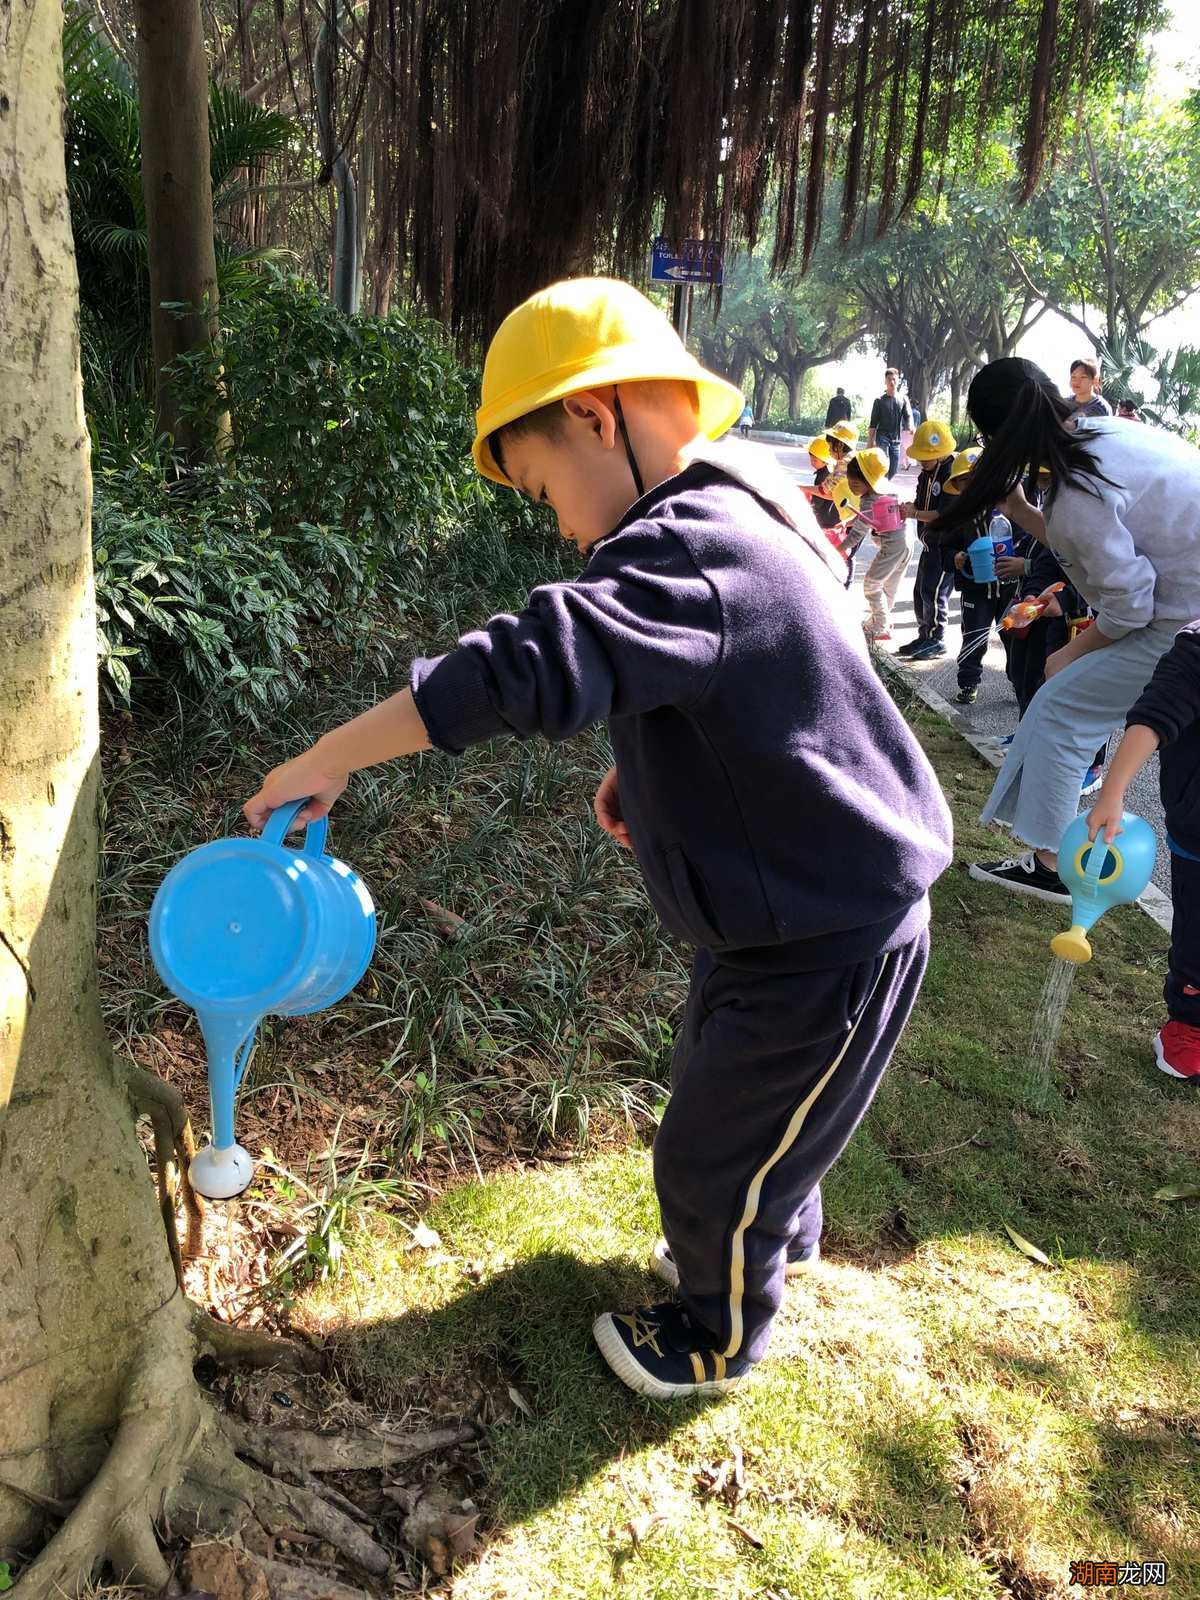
[763,438,1172,897]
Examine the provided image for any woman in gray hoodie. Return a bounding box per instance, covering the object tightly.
[928,357,1200,903]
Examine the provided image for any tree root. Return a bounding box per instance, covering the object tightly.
[260,1556,374,1600]
[190,1303,321,1375]
[14,1316,203,1597]
[14,1190,480,1595]
[122,1059,205,1284]
[231,1419,478,1474]
[171,1415,392,1578]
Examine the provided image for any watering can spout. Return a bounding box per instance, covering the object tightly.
[1051,812,1157,961]
[1050,925,1092,965]
[190,1141,256,1200]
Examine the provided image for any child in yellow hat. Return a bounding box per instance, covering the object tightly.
[847,448,910,641]
[897,419,957,661]
[242,277,951,1400]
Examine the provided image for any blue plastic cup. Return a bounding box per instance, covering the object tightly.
[149,799,376,1196]
[966,533,996,583]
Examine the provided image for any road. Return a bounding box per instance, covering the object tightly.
[762,437,1172,897]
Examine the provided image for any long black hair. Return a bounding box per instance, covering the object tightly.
[929,357,1117,538]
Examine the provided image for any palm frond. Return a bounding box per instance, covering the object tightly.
[208,86,294,192]
[83,218,149,263]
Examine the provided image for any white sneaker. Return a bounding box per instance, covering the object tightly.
[650,1237,820,1290]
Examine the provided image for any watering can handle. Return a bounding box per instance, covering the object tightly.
[1083,837,1109,888]
[261,797,330,858]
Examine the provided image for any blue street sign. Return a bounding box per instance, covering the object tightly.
[650,236,723,286]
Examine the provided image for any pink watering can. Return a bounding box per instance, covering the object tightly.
[870,494,903,534]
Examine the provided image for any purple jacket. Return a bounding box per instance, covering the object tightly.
[412,461,953,968]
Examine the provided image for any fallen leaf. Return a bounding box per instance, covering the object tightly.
[1153,1184,1200,1200]
[625,1512,666,1554]
[506,1383,534,1417]
[444,1507,480,1560]
[729,1519,764,1549]
[381,1483,420,1514]
[403,1220,442,1250]
[1003,1223,1056,1267]
[420,897,468,939]
[183,1544,269,1600]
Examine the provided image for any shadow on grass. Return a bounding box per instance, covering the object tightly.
[328,1249,715,1525]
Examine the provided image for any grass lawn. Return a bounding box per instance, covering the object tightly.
[292,710,1200,1600]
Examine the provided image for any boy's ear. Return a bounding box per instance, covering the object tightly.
[562,389,618,447]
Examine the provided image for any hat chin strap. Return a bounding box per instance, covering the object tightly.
[613,386,646,500]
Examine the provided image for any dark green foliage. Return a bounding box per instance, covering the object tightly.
[94,272,553,721]
[63,5,293,447]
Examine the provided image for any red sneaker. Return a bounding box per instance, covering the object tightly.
[1153,1021,1200,1081]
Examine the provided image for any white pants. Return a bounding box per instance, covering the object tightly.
[862,530,912,630]
[980,622,1178,852]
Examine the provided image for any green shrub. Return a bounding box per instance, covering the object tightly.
[93,270,552,721]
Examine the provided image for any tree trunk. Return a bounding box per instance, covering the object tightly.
[134,0,221,457]
[315,16,361,315]
[0,11,365,1593]
[786,370,803,421]
[1,0,192,1570]
[950,366,962,424]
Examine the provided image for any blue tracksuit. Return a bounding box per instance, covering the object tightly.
[412,461,953,1360]
[911,458,956,641]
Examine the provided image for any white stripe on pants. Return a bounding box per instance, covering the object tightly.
[862,529,912,630]
[980,622,1178,852]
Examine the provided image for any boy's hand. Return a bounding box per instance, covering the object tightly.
[594,765,632,849]
[953,550,967,570]
[244,748,350,832]
[899,501,916,518]
[1087,783,1127,845]
[994,555,1025,578]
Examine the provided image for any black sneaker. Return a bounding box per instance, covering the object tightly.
[896,637,924,658]
[908,638,947,661]
[650,1238,819,1291]
[592,1301,750,1398]
[955,686,979,705]
[968,854,1071,903]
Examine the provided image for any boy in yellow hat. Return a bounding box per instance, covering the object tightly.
[243,278,952,1400]
[897,419,957,661]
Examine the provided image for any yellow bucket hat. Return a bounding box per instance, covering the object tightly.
[943,446,981,494]
[908,418,955,461]
[472,277,745,486]
[808,435,834,465]
[825,420,857,447]
[849,446,890,494]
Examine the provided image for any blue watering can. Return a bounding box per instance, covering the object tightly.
[1050,811,1157,965]
[149,799,376,1199]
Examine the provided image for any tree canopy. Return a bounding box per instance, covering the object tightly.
[181,0,1162,342]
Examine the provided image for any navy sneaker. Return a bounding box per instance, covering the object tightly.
[896,637,924,657]
[908,638,947,661]
[968,853,1071,903]
[650,1238,819,1291]
[592,1301,749,1398]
